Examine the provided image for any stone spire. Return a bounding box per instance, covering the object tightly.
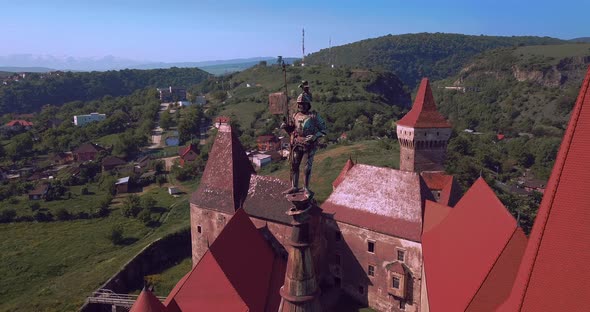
[279,194,322,312]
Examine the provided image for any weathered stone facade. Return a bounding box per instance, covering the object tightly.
[189,204,233,266]
[397,125,452,172]
[324,219,423,312]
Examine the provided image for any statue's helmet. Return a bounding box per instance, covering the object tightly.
[296,92,312,104]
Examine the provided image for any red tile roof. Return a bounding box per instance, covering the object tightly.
[396,78,451,128]
[322,164,433,242]
[420,171,462,207]
[499,65,590,312]
[74,142,104,154]
[191,123,255,213]
[164,208,285,312]
[179,144,199,161]
[6,119,33,127]
[422,178,526,312]
[332,158,355,189]
[130,288,167,312]
[422,200,452,234]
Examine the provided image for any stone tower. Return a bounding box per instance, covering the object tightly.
[397,78,452,172]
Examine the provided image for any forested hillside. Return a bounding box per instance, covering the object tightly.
[192,64,411,146]
[306,33,564,87]
[0,67,210,114]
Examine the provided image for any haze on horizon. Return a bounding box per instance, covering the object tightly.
[1,0,588,64]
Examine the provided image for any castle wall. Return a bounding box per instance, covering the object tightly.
[325,219,423,312]
[189,203,233,265]
[397,126,452,173]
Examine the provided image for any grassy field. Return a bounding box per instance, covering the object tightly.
[514,43,590,65]
[261,140,399,203]
[0,182,193,311]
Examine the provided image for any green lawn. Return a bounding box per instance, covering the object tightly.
[0,183,194,311]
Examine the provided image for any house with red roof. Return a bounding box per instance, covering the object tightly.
[178,144,199,167]
[5,119,33,129]
[256,134,280,152]
[74,143,105,162]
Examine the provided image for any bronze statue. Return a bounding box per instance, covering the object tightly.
[281,82,326,198]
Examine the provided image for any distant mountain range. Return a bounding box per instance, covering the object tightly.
[0,54,298,74]
[569,37,590,43]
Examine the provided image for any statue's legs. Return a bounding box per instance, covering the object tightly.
[284,146,304,194]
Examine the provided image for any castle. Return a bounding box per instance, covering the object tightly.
[129,67,590,312]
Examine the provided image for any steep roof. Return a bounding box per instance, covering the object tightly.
[332,158,355,189]
[191,123,255,213]
[499,65,590,312]
[422,178,526,312]
[420,171,462,207]
[102,156,126,167]
[74,142,103,154]
[130,287,167,312]
[164,208,285,312]
[6,119,33,127]
[243,175,296,225]
[396,78,451,128]
[422,200,452,234]
[179,144,199,161]
[322,164,433,242]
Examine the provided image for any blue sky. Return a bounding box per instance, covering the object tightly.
[2,0,589,62]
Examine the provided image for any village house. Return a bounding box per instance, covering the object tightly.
[28,184,49,200]
[157,86,187,102]
[115,177,130,194]
[101,156,127,172]
[5,119,33,130]
[73,143,105,162]
[256,134,280,152]
[178,144,199,167]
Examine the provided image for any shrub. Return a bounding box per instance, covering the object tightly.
[109,225,124,245]
[0,209,17,223]
[30,202,41,211]
[34,211,53,222]
[122,194,141,217]
[81,186,89,195]
[55,208,72,221]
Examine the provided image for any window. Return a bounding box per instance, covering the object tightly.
[358,285,364,294]
[392,276,400,289]
[197,226,202,233]
[368,241,375,253]
[335,231,341,242]
[397,249,405,262]
[368,265,375,277]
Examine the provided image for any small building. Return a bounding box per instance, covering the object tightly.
[74,143,105,162]
[50,152,74,165]
[256,135,280,152]
[138,171,156,185]
[28,184,49,200]
[115,177,130,194]
[251,153,272,168]
[168,186,181,195]
[157,86,187,102]
[195,95,206,106]
[522,179,546,194]
[177,100,191,107]
[5,120,33,129]
[102,156,127,171]
[73,113,106,126]
[135,155,151,171]
[179,144,199,167]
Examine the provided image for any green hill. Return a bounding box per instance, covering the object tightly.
[195,64,411,145]
[305,33,564,88]
[0,67,211,114]
[433,43,590,133]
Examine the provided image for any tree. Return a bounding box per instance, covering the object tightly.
[141,195,157,212]
[277,56,283,65]
[55,208,72,221]
[178,106,202,144]
[160,110,173,130]
[109,225,124,245]
[0,209,17,223]
[122,194,141,217]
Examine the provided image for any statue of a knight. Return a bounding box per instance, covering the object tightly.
[281,82,327,197]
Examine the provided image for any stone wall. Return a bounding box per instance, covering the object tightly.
[189,203,233,265]
[325,219,423,312]
[81,229,191,312]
